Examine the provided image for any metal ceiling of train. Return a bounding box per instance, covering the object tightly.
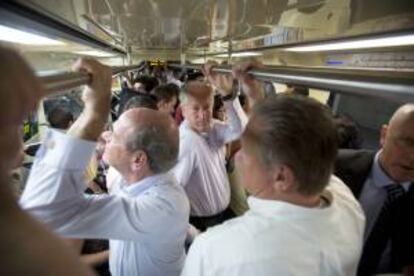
[8,0,414,58]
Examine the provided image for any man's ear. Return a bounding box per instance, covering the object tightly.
[130,150,148,172]
[180,103,187,119]
[157,100,165,111]
[380,124,388,147]
[271,165,296,193]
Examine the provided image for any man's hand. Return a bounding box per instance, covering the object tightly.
[233,60,265,103]
[0,46,44,172]
[202,61,234,97]
[68,58,112,141]
[72,58,112,116]
[0,47,44,129]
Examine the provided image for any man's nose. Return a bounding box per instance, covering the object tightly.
[200,110,208,121]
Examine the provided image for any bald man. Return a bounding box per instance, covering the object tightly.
[335,104,414,275]
[173,79,247,232]
[20,59,189,275]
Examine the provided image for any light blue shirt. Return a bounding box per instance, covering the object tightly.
[358,151,411,272]
[359,151,411,240]
[20,130,190,276]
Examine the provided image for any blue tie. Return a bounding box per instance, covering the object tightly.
[358,184,406,275]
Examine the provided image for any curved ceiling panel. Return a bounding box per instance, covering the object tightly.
[16,0,414,56]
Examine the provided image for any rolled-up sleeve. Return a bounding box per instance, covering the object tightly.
[173,149,195,188]
[216,98,248,143]
[20,130,169,241]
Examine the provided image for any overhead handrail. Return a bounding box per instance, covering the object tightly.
[39,62,145,94]
[168,63,414,102]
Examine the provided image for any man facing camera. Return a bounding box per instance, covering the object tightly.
[335,104,414,275]
[173,77,247,231]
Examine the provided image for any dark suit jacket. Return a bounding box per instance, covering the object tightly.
[334,149,414,275]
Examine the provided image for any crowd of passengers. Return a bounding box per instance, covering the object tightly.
[0,45,413,276]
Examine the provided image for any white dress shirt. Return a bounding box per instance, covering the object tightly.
[181,176,366,276]
[20,130,190,276]
[106,166,125,194]
[173,98,247,217]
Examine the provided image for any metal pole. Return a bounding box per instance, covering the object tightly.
[39,62,145,94]
[167,63,414,102]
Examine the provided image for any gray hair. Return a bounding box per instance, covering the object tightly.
[124,124,178,174]
[179,81,214,106]
[247,95,338,196]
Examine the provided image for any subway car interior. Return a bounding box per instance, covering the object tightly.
[0,0,413,275]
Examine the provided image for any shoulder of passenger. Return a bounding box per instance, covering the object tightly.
[327,175,365,217]
[178,133,198,154]
[195,217,248,244]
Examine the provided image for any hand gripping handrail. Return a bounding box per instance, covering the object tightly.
[168,63,414,102]
[39,62,145,94]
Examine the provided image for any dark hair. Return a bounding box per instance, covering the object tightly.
[133,75,159,93]
[246,95,337,195]
[287,85,309,97]
[187,71,204,81]
[334,114,362,149]
[152,83,179,103]
[123,94,158,112]
[213,94,224,120]
[47,107,74,130]
[238,94,247,109]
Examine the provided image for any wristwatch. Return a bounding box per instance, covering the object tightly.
[221,90,237,101]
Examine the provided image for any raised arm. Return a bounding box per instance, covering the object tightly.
[0,46,94,275]
[233,61,266,114]
[67,58,112,141]
[20,59,172,241]
[202,61,248,143]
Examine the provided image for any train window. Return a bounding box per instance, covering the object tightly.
[309,89,330,104]
[333,93,401,150]
[273,82,331,104]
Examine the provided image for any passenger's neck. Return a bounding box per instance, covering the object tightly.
[257,190,323,208]
[123,170,155,186]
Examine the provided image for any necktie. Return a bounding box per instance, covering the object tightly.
[358,184,406,275]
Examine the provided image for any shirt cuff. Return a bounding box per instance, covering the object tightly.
[223,97,242,110]
[36,129,97,171]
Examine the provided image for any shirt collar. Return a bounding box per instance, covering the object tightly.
[372,150,411,191]
[372,151,394,188]
[122,173,169,196]
[247,192,332,217]
[181,120,213,136]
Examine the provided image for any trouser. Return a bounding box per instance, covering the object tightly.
[190,206,235,232]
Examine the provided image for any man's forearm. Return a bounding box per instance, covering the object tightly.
[67,108,108,142]
[222,98,248,142]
